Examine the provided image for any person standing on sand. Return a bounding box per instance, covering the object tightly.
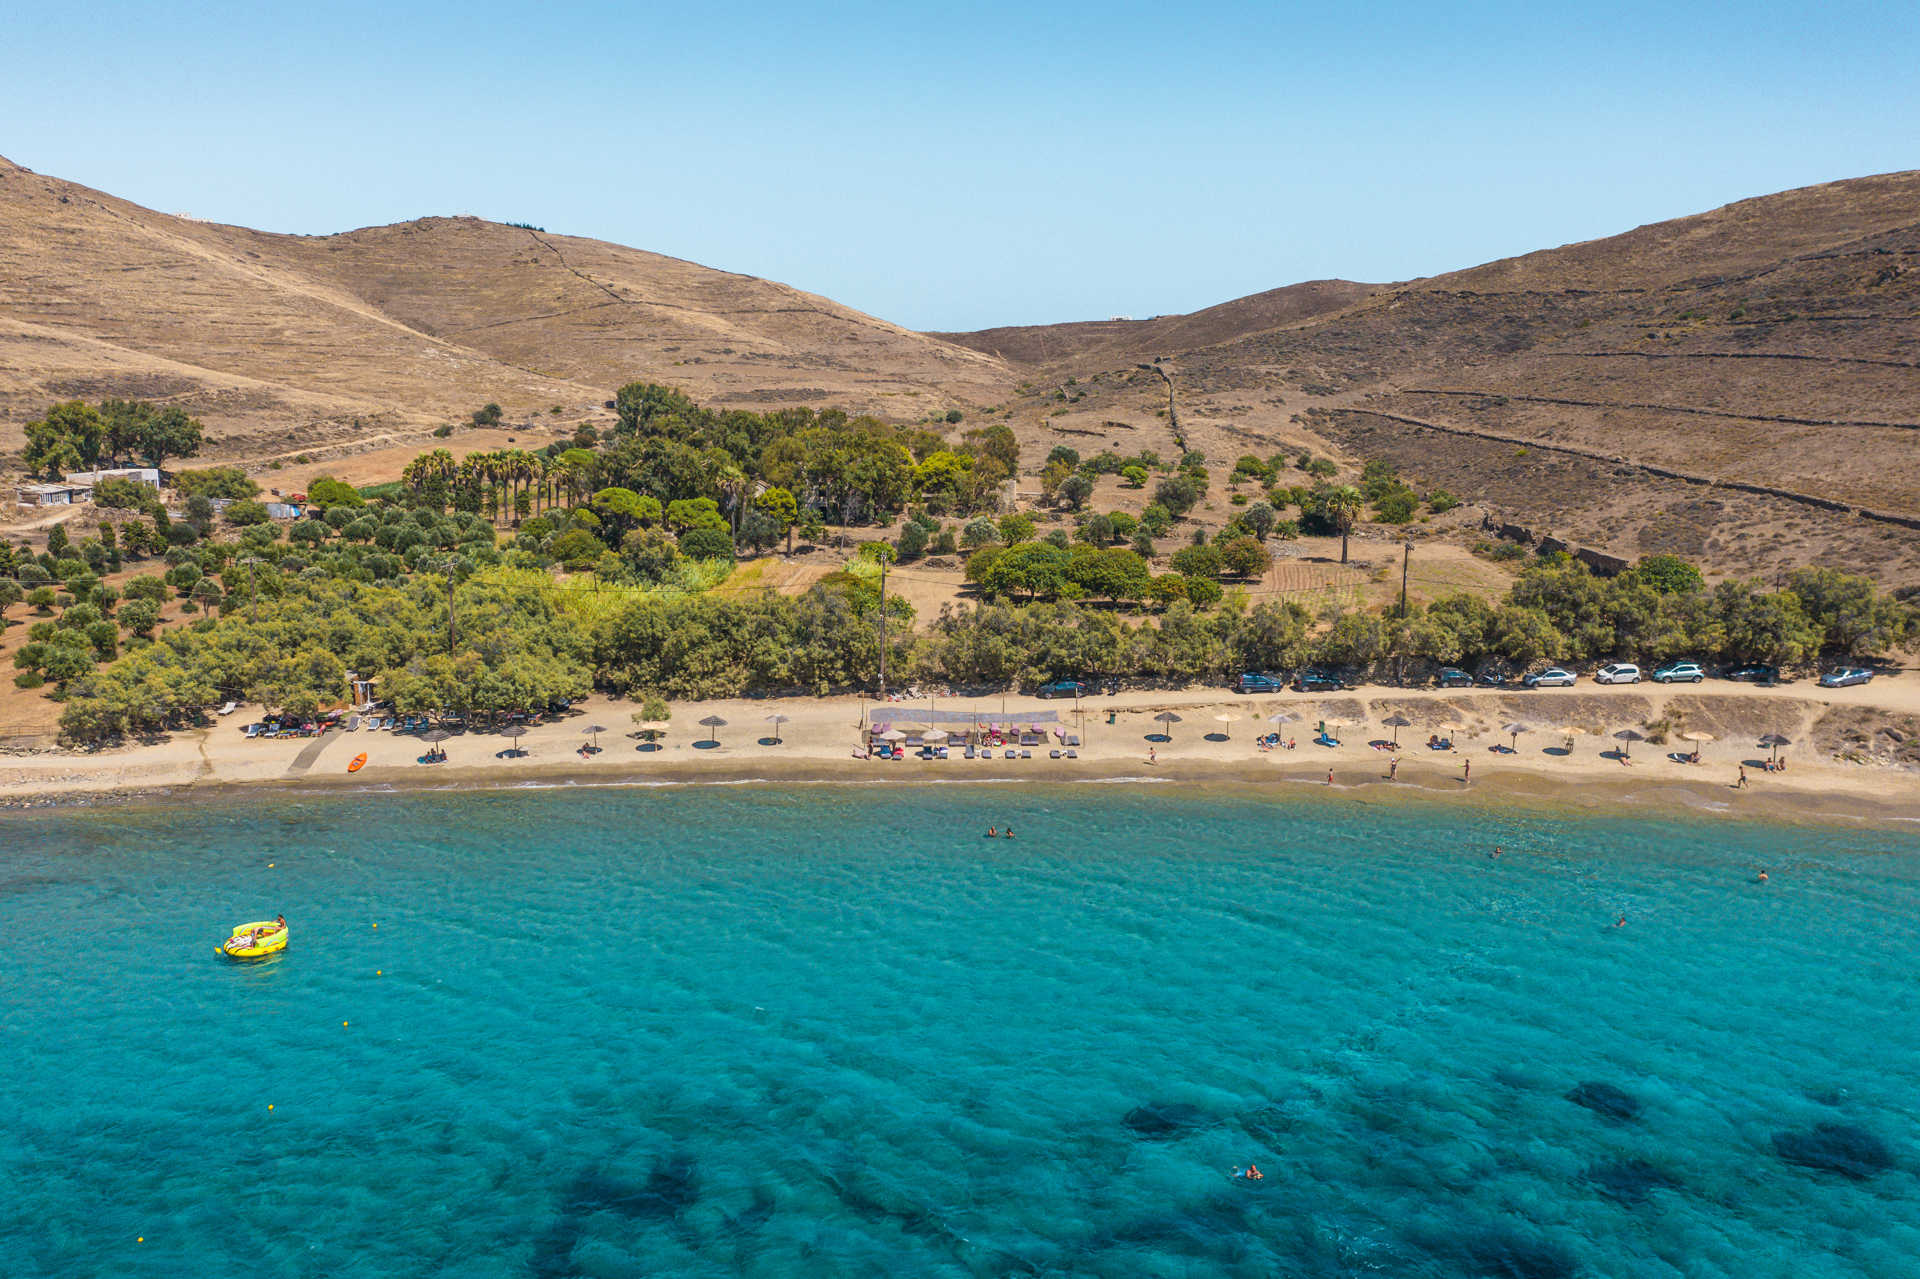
[1463,759,1470,784]
[1737,764,1749,789]
[1326,768,1334,786]
[1149,747,1157,765]
[1388,757,1398,782]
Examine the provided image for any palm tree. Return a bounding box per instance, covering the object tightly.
[1326,484,1364,565]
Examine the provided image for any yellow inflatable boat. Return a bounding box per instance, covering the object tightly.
[220,920,288,959]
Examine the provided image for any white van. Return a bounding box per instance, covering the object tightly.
[1595,663,1642,685]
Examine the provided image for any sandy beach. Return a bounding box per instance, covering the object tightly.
[3,679,1916,828]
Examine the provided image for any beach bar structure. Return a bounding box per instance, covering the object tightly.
[867,708,1073,749]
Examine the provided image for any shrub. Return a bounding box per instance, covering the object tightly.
[679,527,735,561]
[224,500,270,526]
[1427,489,1460,514]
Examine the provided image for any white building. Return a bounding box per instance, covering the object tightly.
[16,481,94,507]
[64,467,161,488]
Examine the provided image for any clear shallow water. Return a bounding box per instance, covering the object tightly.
[2,786,1917,1278]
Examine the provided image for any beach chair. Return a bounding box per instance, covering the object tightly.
[216,701,237,716]
[1020,749,1032,760]
[1064,749,1078,759]
[964,744,976,759]
[1049,749,1061,759]
[1065,734,1081,747]
[1004,749,1017,759]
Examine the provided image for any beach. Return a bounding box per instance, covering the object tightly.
[4,679,1916,827]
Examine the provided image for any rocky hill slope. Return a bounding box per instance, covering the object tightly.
[0,155,1013,466]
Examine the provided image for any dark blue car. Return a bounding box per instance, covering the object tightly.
[1238,672,1285,693]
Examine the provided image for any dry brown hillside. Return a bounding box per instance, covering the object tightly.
[969,173,1920,584]
[934,279,1377,369]
[0,155,1014,467]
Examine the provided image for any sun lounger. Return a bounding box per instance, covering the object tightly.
[1020,749,1032,760]
[1065,734,1081,747]
[1049,749,1061,759]
[1065,749,1078,759]
[1004,749,1017,759]
[217,701,237,716]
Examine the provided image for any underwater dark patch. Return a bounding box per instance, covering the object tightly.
[1565,1081,1641,1123]
[1124,1101,1211,1139]
[1773,1123,1893,1179]
[1582,1157,1680,1205]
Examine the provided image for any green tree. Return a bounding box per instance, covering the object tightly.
[1632,554,1704,595]
[756,486,799,552]
[24,401,106,475]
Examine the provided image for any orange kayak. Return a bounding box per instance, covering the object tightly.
[347,752,368,773]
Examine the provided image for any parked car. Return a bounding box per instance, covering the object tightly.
[1652,661,1705,684]
[1819,666,1875,688]
[1524,667,1578,688]
[1595,663,1642,685]
[1723,663,1781,684]
[1237,672,1285,694]
[1036,680,1091,699]
[1293,669,1349,693]
[1436,667,1472,688]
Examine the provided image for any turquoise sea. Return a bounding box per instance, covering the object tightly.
[2,783,1916,1277]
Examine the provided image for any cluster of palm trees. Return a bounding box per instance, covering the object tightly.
[400,448,598,524]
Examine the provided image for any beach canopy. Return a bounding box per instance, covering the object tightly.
[581,724,607,747]
[1381,712,1413,747]
[1759,732,1791,762]
[880,728,907,742]
[1268,711,1299,725]
[923,728,949,743]
[501,725,527,739]
[421,727,452,744]
[1502,721,1530,750]
[698,714,727,746]
[764,712,790,743]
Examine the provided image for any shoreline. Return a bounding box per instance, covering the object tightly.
[5,745,1916,833]
[4,682,1917,829]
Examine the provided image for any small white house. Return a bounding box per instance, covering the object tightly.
[65,467,161,488]
[16,481,93,507]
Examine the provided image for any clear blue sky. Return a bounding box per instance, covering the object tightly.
[4,1,1915,331]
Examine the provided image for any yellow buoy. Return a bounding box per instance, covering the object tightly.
[137,1237,144,1243]
[342,1021,349,1028]
[267,1104,274,1110]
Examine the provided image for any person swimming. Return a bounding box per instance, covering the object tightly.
[1615,914,1627,928]
[1003,827,1014,838]
[986,826,997,838]
[1233,1163,1264,1181]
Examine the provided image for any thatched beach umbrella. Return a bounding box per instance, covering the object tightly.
[1381,712,1413,749]
[1213,712,1241,739]
[1612,727,1645,759]
[1502,722,1531,752]
[1268,711,1299,726]
[1760,732,1791,764]
[421,727,452,744]
[698,714,727,746]
[1679,729,1715,763]
[501,724,528,756]
[581,723,607,749]
[765,712,790,744]
[1153,711,1183,739]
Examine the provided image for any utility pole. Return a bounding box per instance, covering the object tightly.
[241,556,263,623]
[1400,541,1412,618]
[877,556,888,704]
